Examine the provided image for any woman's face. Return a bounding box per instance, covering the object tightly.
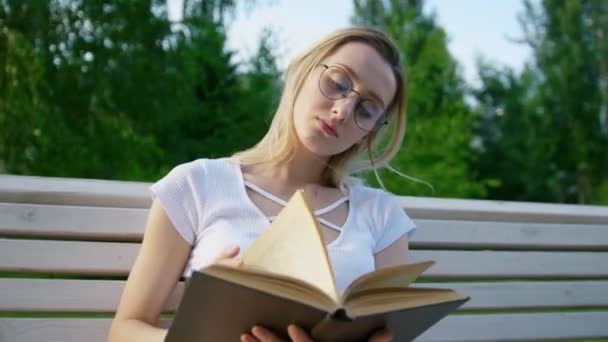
[293,42,397,157]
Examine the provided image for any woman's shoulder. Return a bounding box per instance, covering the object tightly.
[348,180,400,206]
[349,181,416,245]
[150,157,241,209]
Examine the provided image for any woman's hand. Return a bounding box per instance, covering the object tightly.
[212,245,242,268]
[240,324,393,342]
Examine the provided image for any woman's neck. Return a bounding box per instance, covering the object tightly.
[257,160,325,187]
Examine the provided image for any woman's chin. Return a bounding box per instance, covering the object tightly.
[299,140,346,157]
[295,129,349,157]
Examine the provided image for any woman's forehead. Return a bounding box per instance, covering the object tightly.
[321,42,396,106]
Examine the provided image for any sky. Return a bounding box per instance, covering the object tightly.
[168,0,534,86]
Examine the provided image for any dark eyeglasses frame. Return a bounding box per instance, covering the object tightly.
[318,64,389,132]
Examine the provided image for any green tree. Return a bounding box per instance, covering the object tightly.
[472,62,555,202]
[234,28,282,151]
[0,29,49,174]
[0,0,280,181]
[352,0,485,198]
[0,0,168,179]
[473,0,608,204]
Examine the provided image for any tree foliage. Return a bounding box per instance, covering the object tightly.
[352,0,486,198]
[2,0,605,204]
[473,0,608,204]
[0,0,279,180]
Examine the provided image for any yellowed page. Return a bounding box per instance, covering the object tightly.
[342,261,435,303]
[241,190,339,303]
[203,264,336,311]
[345,287,467,317]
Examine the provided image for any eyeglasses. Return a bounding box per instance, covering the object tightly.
[318,64,388,132]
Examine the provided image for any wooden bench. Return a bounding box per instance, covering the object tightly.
[1,174,607,342]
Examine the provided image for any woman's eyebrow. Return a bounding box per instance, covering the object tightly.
[334,62,386,108]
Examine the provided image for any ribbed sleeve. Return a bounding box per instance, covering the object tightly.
[372,191,417,254]
[149,162,206,245]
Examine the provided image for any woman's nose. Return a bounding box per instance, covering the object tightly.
[330,95,358,123]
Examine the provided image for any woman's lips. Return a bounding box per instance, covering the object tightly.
[317,118,338,137]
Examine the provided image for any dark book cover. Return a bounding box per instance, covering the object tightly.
[165,271,469,342]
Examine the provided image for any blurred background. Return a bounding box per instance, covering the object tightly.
[1,0,606,204]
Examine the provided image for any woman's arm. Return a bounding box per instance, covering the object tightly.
[373,235,409,270]
[108,199,192,342]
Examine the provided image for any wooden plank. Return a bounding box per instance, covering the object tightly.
[0,279,184,312]
[424,281,608,310]
[411,219,608,250]
[399,195,608,224]
[418,312,608,341]
[2,278,607,312]
[0,175,151,208]
[2,202,608,250]
[3,239,608,278]
[0,319,112,342]
[0,203,148,241]
[0,239,137,276]
[410,250,608,278]
[2,175,608,223]
[0,319,171,342]
[2,313,608,342]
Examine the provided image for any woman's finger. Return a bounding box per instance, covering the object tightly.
[369,328,393,342]
[241,333,260,342]
[215,257,242,267]
[217,245,240,259]
[250,325,284,342]
[211,245,242,268]
[287,324,314,342]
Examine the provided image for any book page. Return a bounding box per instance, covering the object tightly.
[241,190,340,303]
[345,287,467,318]
[203,263,337,311]
[342,261,435,303]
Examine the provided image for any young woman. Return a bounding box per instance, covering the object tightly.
[109,27,415,342]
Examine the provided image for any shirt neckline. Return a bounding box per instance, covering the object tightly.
[227,158,353,248]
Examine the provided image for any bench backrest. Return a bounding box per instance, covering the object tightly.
[1,174,607,342]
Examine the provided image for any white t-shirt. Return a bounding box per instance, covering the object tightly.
[150,158,416,294]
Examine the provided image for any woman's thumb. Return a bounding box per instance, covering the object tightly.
[219,245,240,259]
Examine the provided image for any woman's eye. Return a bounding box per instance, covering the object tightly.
[330,79,349,92]
[357,107,373,119]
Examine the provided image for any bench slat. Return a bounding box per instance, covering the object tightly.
[0,239,137,276]
[0,318,171,342]
[399,196,608,224]
[3,239,608,278]
[0,203,147,241]
[418,312,608,341]
[3,203,608,249]
[0,279,184,312]
[411,250,608,278]
[0,318,112,342]
[2,278,607,312]
[2,313,608,342]
[413,219,608,250]
[0,175,151,208]
[424,280,608,310]
[3,175,608,223]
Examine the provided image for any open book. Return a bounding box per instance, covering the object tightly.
[165,191,468,342]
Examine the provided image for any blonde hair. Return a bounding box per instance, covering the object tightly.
[232,27,408,190]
